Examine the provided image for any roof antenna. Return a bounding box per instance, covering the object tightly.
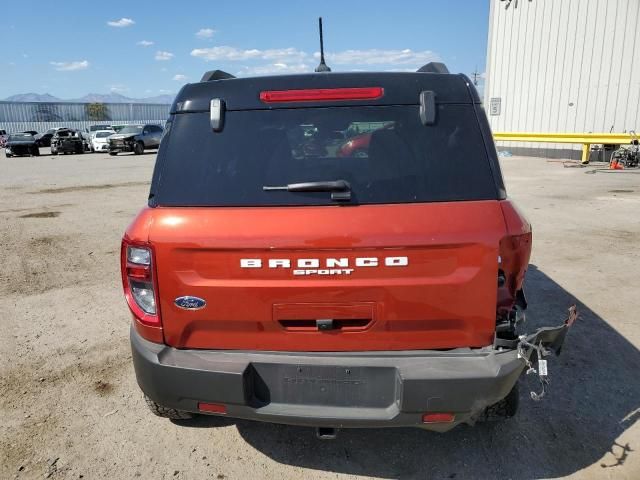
[315,17,331,72]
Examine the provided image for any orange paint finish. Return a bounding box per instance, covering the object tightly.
[497,200,532,313]
[122,209,164,343]
[119,200,522,351]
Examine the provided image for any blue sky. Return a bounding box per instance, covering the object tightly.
[1,0,489,99]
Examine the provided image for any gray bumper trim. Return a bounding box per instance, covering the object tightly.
[130,328,547,429]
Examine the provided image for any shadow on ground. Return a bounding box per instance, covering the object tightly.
[176,265,639,479]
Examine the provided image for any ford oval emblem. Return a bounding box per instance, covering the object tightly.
[174,296,206,310]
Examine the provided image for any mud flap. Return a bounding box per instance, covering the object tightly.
[496,305,578,401]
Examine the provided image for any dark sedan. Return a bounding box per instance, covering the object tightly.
[5,133,40,157]
[35,129,58,147]
[51,129,84,155]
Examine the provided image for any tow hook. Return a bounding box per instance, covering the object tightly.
[517,305,578,401]
[316,427,339,440]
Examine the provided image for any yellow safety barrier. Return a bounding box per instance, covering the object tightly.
[493,132,637,164]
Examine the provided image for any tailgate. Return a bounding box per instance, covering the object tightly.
[150,201,506,351]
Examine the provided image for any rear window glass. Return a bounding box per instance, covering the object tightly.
[153,105,497,206]
[120,125,143,134]
[9,133,33,140]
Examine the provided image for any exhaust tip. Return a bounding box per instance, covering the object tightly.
[316,427,338,440]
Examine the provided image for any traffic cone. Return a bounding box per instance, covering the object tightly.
[610,159,624,170]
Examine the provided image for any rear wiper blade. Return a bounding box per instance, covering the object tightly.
[263,179,351,201]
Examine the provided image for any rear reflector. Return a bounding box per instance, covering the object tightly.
[198,402,227,414]
[259,87,384,103]
[422,412,455,424]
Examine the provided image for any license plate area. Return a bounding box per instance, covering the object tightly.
[246,363,399,409]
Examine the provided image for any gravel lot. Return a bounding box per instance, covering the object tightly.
[1,149,639,480]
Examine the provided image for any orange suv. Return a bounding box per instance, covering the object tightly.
[121,65,575,435]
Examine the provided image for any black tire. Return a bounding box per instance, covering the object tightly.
[144,395,193,420]
[134,141,144,155]
[5,152,12,158]
[479,383,519,422]
[109,151,117,156]
[33,148,40,157]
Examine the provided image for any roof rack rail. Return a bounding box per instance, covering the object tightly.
[417,62,450,74]
[200,70,236,82]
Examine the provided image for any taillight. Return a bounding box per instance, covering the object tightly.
[121,239,163,343]
[259,87,384,103]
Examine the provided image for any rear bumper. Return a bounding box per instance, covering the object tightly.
[109,143,134,152]
[131,319,573,430]
[55,143,81,153]
[5,145,36,155]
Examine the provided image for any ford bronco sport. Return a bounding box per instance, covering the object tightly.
[122,64,575,434]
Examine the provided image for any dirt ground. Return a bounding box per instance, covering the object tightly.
[1,149,639,480]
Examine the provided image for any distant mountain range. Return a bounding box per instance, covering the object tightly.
[3,92,175,104]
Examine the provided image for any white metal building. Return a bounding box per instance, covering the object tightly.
[484,0,640,158]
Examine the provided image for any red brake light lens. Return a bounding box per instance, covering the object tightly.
[121,240,162,341]
[259,87,384,103]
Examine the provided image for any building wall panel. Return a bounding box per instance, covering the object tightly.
[485,0,640,156]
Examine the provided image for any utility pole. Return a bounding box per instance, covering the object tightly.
[471,66,481,86]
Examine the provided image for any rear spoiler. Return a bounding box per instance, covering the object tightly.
[417,62,450,74]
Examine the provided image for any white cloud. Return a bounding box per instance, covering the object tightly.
[158,89,172,94]
[191,46,307,62]
[109,84,129,93]
[107,17,135,28]
[316,49,440,66]
[155,51,174,61]
[137,40,154,47]
[195,28,216,39]
[173,74,188,81]
[190,45,442,72]
[237,63,311,76]
[50,60,90,71]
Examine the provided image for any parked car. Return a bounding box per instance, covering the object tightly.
[79,131,92,152]
[35,128,63,147]
[336,123,393,157]
[4,133,39,157]
[90,129,116,152]
[123,65,575,434]
[86,124,113,137]
[50,128,84,155]
[108,124,163,155]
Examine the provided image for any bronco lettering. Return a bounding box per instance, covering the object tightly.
[240,257,409,274]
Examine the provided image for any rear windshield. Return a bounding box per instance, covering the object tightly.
[119,125,143,134]
[153,105,497,206]
[9,133,33,140]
